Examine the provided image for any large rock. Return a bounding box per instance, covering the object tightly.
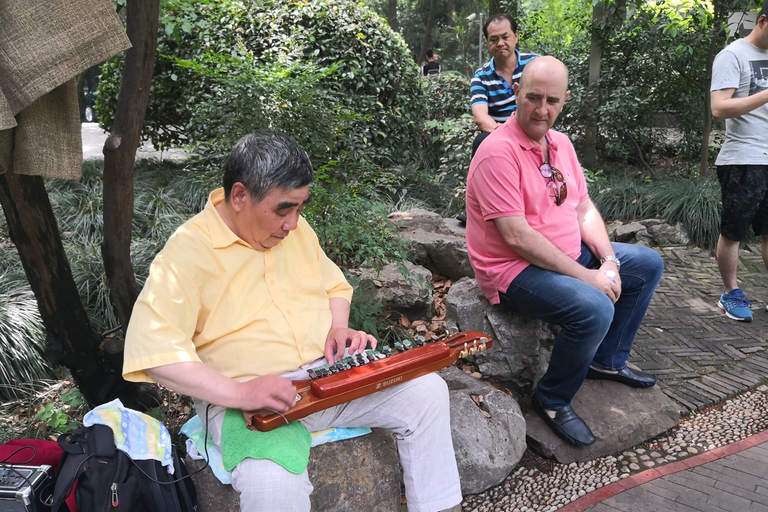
[388,209,474,280]
[348,261,434,320]
[524,377,680,464]
[606,219,689,247]
[187,428,402,512]
[444,277,557,398]
[439,367,527,495]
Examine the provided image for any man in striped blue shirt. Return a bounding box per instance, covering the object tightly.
[470,14,537,155]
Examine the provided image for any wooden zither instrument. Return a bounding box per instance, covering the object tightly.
[245,330,493,432]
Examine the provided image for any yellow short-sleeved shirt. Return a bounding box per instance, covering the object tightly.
[122,188,353,382]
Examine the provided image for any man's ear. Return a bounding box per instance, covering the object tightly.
[513,82,520,95]
[229,182,249,212]
[565,90,571,102]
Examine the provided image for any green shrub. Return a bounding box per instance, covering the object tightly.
[99,0,425,164]
[591,173,723,249]
[423,72,472,122]
[0,275,49,400]
[304,182,409,272]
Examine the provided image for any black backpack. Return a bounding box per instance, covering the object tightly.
[51,424,197,512]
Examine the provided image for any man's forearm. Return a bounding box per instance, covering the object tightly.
[146,361,244,408]
[473,115,500,132]
[711,88,768,120]
[577,200,616,268]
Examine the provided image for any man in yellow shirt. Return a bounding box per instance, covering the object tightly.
[122,132,461,512]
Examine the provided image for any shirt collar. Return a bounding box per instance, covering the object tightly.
[204,188,249,249]
[509,112,558,154]
[489,49,521,75]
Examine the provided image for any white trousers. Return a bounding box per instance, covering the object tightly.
[197,373,462,512]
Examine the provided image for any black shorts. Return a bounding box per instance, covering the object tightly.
[717,164,768,241]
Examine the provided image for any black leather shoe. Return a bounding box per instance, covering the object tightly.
[531,393,595,447]
[586,366,657,388]
[456,212,467,227]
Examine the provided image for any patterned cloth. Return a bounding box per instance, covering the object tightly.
[83,399,175,474]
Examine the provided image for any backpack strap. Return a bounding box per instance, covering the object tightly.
[50,425,116,512]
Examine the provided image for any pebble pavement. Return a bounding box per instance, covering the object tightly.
[461,387,768,512]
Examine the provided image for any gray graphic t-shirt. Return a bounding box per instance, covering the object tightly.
[711,38,768,165]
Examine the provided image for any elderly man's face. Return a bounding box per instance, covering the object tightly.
[486,19,518,59]
[231,184,310,251]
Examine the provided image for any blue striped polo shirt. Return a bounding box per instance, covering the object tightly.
[470,50,538,122]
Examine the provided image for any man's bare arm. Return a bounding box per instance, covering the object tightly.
[494,214,618,301]
[146,361,297,413]
[472,104,502,132]
[711,88,768,121]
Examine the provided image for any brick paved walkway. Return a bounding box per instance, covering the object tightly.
[630,244,768,415]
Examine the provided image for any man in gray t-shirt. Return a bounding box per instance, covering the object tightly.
[710,3,768,322]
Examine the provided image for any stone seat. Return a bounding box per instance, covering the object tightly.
[187,428,402,512]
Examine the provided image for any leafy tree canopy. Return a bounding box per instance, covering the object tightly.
[99,0,426,163]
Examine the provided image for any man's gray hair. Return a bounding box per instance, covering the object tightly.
[223,132,314,202]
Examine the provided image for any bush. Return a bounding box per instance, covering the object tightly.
[591,173,723,249]
[99,0,425,164]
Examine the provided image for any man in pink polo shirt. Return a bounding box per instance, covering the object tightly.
[465,57,663,447]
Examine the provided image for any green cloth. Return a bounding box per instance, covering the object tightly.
[221,408,311,474]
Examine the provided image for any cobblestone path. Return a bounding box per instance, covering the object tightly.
[631,244,768,415]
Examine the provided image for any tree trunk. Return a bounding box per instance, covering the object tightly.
[417,0,438,64]
[0,168,160,411]
[446,0,456,27]
[102,0,160,331]
[387,0,398,32]
[488,0,501,17]
[582,1,605,169]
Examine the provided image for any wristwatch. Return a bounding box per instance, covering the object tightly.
[600,255,621,271]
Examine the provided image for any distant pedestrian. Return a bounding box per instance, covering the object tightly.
[423,49,441,76]
[710,2,768,322]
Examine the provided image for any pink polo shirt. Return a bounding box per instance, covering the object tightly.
[466,113,589,304]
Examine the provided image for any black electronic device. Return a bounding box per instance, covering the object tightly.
[0,464,55,512]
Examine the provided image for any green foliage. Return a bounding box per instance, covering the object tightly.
[99,0,425,164]
[45,159,202,332]
[0,276,49,400]
[644,177,723,250]
[304,183,410,272]
[421,72,476,197]
[591,173,723,249]
[34,387,84,435]
[423,72,472,122]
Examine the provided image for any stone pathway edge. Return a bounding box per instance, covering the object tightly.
[556,428,768,512]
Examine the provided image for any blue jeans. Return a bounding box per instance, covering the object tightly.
[499,243,663,410]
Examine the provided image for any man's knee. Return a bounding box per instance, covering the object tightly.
[232,459,312,511]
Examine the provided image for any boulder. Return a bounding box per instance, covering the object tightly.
[606,219,689,247]
[645,222,690,246]
[440,366,527,495]
[444,277,557,398]
[611,221,647,243]
[524,376,680,464]
[348,261,433,320]
[186,428,402,512]
[388,209,474,280]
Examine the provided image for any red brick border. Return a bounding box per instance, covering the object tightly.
[556,429,768,512]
